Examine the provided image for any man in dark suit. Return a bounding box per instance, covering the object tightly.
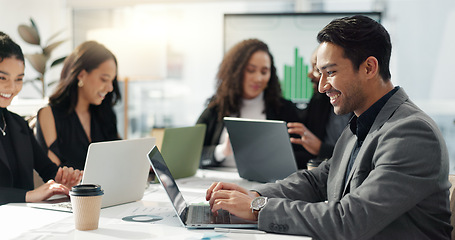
[206,15,452,239]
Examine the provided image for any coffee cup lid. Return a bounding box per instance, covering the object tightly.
[70,184,104,196]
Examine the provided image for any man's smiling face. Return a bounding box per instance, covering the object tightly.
[317,42,369,116]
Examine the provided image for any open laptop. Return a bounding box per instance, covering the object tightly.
[160,124,206,179]
[28,137,156,212]
[223,117,298,183]
[148,145,257,229]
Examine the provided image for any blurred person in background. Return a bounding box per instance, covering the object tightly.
[36,41,121,170]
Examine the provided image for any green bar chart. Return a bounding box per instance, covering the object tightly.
[281,48,313,102]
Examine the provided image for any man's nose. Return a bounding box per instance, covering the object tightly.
[318,75,329,93]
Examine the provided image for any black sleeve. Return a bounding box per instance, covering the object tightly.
[0,115,58,205]
[0,187,27,205]
[196,107,223,168]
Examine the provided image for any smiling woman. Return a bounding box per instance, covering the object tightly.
[242,51,271,100]
[0,56,23,108]
[196,38,304,168]
[0,31,82,205]
[34,41,122,170]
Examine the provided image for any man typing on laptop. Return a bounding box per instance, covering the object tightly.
[205,15,451,239]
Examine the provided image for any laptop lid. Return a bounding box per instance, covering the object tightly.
[160,124,206,179]
[148,145,257,229]
[82,137,156,208]
[223,117,298,183]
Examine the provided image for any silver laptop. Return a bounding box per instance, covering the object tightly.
[148,145,257,229]
[28,137,156,212]
[223,117,298,183]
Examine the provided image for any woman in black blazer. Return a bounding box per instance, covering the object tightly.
[0,32,81,205]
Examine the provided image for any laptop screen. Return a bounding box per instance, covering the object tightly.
[148,146,187,217]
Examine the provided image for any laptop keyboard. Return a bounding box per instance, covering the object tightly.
[190,205,231,224]
[52,202,73,211]
[28,201,73,212]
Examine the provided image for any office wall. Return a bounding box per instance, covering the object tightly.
[70,1,295,138]
[0,0,72,100]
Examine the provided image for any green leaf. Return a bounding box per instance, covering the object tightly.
[25,54,48,75]
[17,25,40,45]
[47,80,58,87]
[46,29,65,46]
[29,18,41,42]
[50,56,66,68]
[43,39,66,56]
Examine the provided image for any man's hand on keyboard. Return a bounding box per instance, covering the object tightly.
[206,182,260,221]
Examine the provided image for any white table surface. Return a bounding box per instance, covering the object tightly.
[1,169,311,240]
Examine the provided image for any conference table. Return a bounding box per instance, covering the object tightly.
[1,168,311,240]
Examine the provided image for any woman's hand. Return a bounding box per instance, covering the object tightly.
[25,180,70,203]
[287,122,322,155]
[54,166,83,188]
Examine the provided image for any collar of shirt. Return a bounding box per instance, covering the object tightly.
[240,92,266,119]
[349,86,400,142]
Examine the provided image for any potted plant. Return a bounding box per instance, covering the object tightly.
[17,18,67,98]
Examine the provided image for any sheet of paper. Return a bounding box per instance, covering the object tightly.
[117,206,181,226]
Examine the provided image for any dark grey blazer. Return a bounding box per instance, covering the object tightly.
[254,88,452,239]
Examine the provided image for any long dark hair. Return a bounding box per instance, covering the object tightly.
[317,15,392,81]
[0,31,24,64]
[49,41,121,129]
[208,38,282,120]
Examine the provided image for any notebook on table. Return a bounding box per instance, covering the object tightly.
[159,124,206,179]
[148,145,257,229]
[28,137,156,212]
[223,117,298,183]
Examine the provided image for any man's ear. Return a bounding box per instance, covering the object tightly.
[364,56,379,78]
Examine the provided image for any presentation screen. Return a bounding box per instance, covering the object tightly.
[224,12,381,102]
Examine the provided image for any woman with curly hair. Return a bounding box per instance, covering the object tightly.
[197,39,302,168]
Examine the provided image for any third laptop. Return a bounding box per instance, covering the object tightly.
[159,124,206,179]
[223,117,298,183]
